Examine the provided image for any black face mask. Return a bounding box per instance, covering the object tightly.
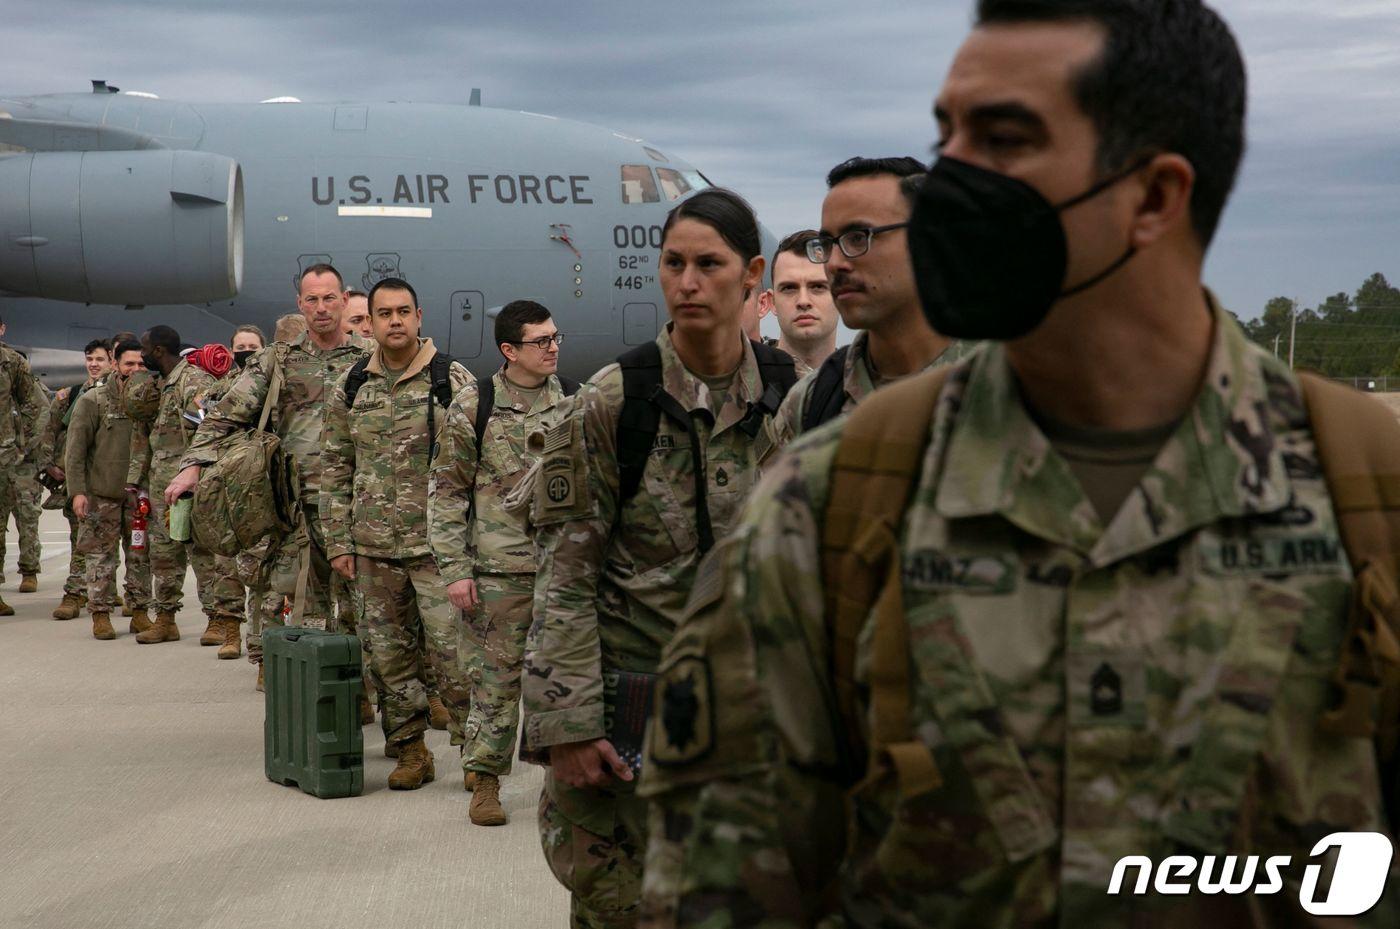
[907,156,1144,341]
[233,350,256,369]
[142,354,162,373]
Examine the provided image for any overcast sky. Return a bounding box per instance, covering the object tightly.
[5,0,1399,320]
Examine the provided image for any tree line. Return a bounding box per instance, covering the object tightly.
[1240,272,1400,378]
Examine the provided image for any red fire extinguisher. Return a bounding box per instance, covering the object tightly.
[131,493,151,552]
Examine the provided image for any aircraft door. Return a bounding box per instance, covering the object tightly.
[448,290,484,358]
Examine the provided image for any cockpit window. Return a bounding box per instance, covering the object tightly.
[621,165,660,204]
[655,168,693,202]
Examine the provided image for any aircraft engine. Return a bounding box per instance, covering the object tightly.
[0,150,243,305]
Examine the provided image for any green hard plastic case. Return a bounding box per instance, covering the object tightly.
[263,626,364,799]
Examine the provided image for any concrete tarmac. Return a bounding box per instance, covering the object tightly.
[1,509,567,929]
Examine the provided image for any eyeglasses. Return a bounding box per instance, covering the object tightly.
[805,223,910,263]
[510,334,564,350]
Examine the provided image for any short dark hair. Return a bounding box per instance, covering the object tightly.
[299,262,344,291]
[83,339,112,356]
[113,340,144,361]
[368,277,419,313]
[345,289,367,300]
[976,0,1245,247]
[826,156,926,188]
[772,229,820,274]
[661,188,761,263]
[111,330,137,346]
[145,325,181,355]
[496,300,553,348]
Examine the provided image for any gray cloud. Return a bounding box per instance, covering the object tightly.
[4,0,1398,319]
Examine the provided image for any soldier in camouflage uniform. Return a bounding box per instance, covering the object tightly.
[638,4,1400,926]
[188,325,271,660]
[523,191,792,929]
[769,157,948,448]
[0,327,46,614]
[322,277,472,789]
[756,230,839,379]
[171,265,367,686]
[124,326,241,644]
[65,343,151,639]
[39,341,113,619]
[430,299,573,824]
[9,371,50,592]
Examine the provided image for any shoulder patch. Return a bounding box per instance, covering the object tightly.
[649,656,714,767]
[533,416,592,525]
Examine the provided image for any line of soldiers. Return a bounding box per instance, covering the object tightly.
[7,1,1397,924]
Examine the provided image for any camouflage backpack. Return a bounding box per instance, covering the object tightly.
[823,366,1400,834]
[191,347,301,557]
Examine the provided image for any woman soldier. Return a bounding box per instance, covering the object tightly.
[522,188,796,929]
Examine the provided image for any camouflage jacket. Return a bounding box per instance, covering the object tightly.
[182,331,367,496]
[522,325,784,752]
[429,368,572,582]
[321,338,471,562]
[64,377,137,500]
[770,330,941,447]
[0,343,46,469]
[198,365,242,410]
[125,359,214,488]
[638,303,1400,927]
[38,378,96,473]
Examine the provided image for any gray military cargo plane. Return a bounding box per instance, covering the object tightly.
[0,81,756,385]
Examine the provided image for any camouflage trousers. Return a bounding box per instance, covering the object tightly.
[148,484,243,622]
[77,495,152,615]
[0,466,12,584]
[247,503,351,662]
[61,507,87,598]
[462,572,534,776]
[539,779,647,929]
[3,467,43,576]
[357,554,469,747]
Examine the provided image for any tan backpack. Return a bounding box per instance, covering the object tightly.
[823,366,1400,824]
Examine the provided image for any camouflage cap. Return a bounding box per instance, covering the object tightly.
[121,370,160,424]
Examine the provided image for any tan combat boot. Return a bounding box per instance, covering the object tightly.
[121,596,133,618]
[0,596,13,617]
[199,617,222,646]
[91,613,116,640]
[427,695,449,731]
[128,609,152,635]
[135,612,179,644]
[19,574,37,593]
[385,741,401,759]
[217,620,242,660]
[464,771,477,792]
[359,694,374,726]
[469,774,508,826]
[255,664,265,693]
[52,594,85,620]
[387,738,435,790]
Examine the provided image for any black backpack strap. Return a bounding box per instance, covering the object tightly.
[558,376,580,397]
[652,387,714,554]
[801,346,850,433]
[343,357,371,410]
[425,351,454,464]
[429,352,455,409]
[617,343,664,507]
[473,374,496,450]
[738,340,799,437]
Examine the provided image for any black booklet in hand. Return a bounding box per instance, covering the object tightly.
[602,669,656,776]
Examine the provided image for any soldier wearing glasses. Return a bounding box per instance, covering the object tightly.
[770,156,951,445]
[429,300,576,825]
